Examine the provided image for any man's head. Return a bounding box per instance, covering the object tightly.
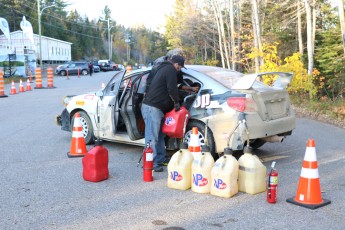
[166,48,184,60]
[170,55,185,72]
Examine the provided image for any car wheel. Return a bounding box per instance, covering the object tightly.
[81,70,88,75]
[71,111,95,145]
[60,71,66,76]
[248,139,266,149]
[184,120,218,160]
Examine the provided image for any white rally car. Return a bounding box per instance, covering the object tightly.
[55,66,296,159]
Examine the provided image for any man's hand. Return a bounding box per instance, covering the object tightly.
[191,86,199,93]
[174,103,181,111]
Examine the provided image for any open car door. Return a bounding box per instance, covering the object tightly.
[97,71,126,140]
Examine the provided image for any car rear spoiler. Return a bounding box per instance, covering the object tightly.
[231,72,294,90]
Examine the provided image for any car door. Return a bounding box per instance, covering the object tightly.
[97,71,126,140]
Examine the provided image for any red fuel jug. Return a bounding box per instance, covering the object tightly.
[162,106,190,138]
[82,140,109,182]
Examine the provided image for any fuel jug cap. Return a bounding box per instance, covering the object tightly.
[94,139,103,146]
[180,142,188,149]
[223,147,233,155]
[243,145,253,154]
[202,145,211,152]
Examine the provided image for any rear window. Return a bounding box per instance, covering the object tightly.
[195,66,244,89]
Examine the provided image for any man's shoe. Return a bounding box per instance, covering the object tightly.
[158,158,170,166]
[153,166,164,172]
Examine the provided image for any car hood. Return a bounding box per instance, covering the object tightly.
[231,72,294,90]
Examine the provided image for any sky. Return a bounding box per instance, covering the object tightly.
[65,0,175,31]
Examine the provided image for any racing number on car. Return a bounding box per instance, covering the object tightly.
[193,94,211,109]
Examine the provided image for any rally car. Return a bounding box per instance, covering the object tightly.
[55,66,296,159]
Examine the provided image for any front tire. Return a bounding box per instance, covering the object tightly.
[184,120,218,160]
[71,111,95,145]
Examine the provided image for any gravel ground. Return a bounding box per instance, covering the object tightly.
[293,106,345,129]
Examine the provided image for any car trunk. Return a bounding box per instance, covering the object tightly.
[251,89,291,121]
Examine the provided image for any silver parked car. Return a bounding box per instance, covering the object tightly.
[55,62,89,76]
[55,65,295,159]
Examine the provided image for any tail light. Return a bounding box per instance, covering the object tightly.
[227,97,257,112]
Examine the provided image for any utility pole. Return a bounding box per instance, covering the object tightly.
[37,0,55,67]
[125,34,131,63]
[100,17,114,60]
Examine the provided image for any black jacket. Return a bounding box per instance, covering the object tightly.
[142,61,180,113]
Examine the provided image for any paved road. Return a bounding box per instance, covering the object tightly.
[0,72,344,230]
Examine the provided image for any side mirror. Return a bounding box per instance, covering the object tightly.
[96,89,104,100]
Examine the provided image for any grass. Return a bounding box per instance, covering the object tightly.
[290,94,345,123]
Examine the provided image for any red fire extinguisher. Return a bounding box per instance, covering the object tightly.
[267,161,278,203]
[141,142,154,182]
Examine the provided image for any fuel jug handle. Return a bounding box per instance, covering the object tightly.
[199,154,205,167]
[183,114,189,135]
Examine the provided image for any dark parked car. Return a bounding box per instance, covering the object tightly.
[55,62,89,76]
[98,60,118,71]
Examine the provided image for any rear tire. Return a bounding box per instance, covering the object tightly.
[184,120,218,160]
[71,111,95,145]
[60,71,66,76]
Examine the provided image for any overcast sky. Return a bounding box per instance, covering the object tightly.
[65,0,175,31]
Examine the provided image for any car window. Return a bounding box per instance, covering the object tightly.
[136,73,149,94]
[69,64,75,68]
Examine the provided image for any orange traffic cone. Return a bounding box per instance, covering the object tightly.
[10,80,17,95]
[67,113,88,158]
[0,69,8,98]
[47,67,55,88]
[101,81,105,89]
[286,139,331,209]
[19,79,25,92]
[188,127,202,159]
[26,79,32,91]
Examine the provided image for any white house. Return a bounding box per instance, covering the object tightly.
[0,30,72,64]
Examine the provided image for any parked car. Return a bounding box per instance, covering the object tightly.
[92,64,100,72]
[55,62,89,76]
[117,64,125,71]
[98,60,118,71]
[55,66,296,159]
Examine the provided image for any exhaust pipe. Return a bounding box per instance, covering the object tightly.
[261,135,284,143]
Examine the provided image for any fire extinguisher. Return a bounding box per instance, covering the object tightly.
[267,161,278,203]
[141,142,154,182]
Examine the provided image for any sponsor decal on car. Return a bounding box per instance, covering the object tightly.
[165,117,175,126]
[76,100,85,106]
[193,173,208,187]
[170,171,183,181]
[84,95,94,100]
[213,178,227,190]
[193,94,211,108]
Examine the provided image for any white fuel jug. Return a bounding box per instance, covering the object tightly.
[238,146,267,195]
[191,146,214,194]
[167,142,194,190]
[211,148,239,198]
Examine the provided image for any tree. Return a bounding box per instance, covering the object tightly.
[304,0,314,76]
[339,0,345,57]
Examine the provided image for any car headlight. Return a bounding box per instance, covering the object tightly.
[62,96,72,107]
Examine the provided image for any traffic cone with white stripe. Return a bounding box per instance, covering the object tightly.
[286,139,331,209]
[26,79,32,91]
[67,113,88,158]
[19,79,25,92]
[10,80,17,95]
[188,127,202,159]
